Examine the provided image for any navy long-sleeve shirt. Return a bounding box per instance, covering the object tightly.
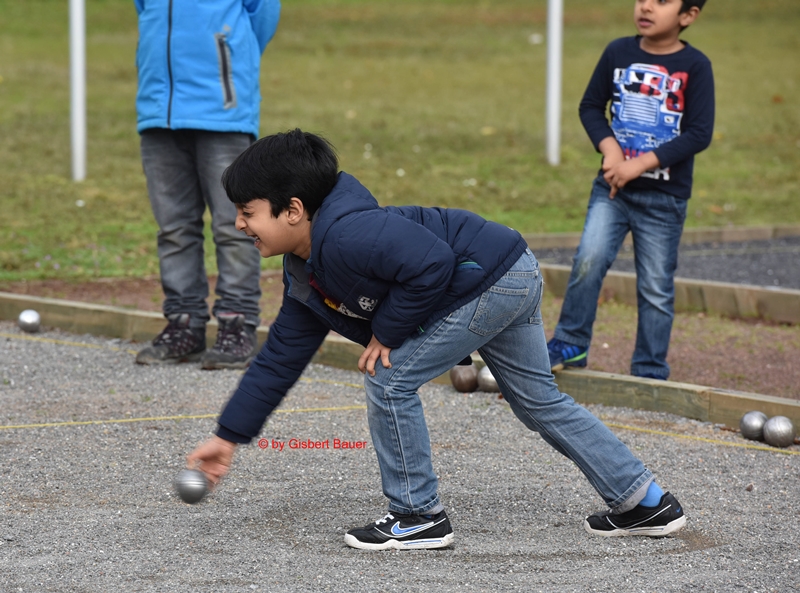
[579,36,715,200]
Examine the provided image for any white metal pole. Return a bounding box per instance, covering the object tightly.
[545,0,563,166]
[69,0,86,181]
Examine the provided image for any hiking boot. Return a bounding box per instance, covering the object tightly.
[584,492,686,537]
[135,314,206,365]
[344,510,454,550]
[547,337,588,372]
[201,313,258,370]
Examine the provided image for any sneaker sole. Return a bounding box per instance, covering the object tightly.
[343,532,454,550]
[550,362,587,373]
[583,514,686,537]
[135,351,205,365]
[201,357,254,370]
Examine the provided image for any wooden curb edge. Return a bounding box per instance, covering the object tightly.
[3,293,794,430]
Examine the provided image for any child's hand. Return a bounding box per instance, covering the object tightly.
[186,436,238,489]
[358,335,392,377]
[601,150,626,173]
[598,136,625,176]
[604,159,645,198]
[604,151,661,198]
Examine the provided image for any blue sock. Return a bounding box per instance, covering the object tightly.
[638,482,664,507]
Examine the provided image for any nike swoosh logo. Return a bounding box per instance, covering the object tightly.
[390,521,433,537]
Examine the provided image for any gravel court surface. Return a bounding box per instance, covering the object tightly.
[536,236,800,289]
[1,322,799,592]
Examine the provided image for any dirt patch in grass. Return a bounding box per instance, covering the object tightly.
[1,277,798,401]
[539,296,800,401]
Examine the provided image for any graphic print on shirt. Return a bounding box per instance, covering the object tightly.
[611,63,688,181]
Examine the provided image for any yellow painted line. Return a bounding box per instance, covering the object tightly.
[0,332,139,355]
[605,422,800,456]
[2,331,796,455]
[2,409,795,456]
[299,376,363,390]
[0,405,367,431]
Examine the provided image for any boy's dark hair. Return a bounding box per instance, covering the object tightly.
[679,0,705,31]
[222,129,339,220]
[681,0,706,12]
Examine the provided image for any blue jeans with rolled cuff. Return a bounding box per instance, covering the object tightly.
[364,249,653,516]
[554,176,687,379]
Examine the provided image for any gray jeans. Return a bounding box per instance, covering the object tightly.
[140,129,261,329]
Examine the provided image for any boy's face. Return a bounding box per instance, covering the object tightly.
[634,0,699,40]
[235,198,311,260]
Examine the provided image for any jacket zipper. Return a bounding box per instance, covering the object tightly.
[214,33,237,109]
[166,0,174,127]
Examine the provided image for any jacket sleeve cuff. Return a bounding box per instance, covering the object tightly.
[215,424,253,444]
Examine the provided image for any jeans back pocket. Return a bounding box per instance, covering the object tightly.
[468,284,530,337]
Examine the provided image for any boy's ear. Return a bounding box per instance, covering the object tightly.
[679,6,700,28]
[285,197,307,225]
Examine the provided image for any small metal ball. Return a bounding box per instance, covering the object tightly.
[477,365,500,393]
[450,364,479,393]
[762,416,796,448]
[174,469,208,504]
[739,411,768,441]
[17,309,41,333]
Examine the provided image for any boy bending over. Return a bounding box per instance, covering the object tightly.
[187,129,686,550]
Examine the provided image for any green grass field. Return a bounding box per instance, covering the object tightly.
[0,0,798,281]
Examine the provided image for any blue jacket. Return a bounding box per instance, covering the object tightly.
[216,173,528,443]
[134,0,280,137]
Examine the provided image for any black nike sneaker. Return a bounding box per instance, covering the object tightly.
[345,510,454,550]
[584,492,686,537]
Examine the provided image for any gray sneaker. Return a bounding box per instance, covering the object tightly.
[135,314,206,365]
[201,313,258,370]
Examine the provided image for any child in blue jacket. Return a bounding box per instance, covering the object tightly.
[134,0,281,370]
[187,129,686,550]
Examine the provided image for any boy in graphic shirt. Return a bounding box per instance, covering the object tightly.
[548,0,714,380]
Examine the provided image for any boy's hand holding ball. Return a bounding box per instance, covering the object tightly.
[176,436,238,503]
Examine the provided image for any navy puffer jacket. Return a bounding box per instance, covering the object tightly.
[217,173,527,442]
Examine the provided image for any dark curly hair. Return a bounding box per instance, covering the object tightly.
[222,129,339,221]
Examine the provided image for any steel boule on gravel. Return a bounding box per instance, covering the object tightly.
[739,410,768,441]
[477,365,500,392]
[174,469,208,504]
[17,309,41,333]
[762,416,796,448]
[450,364,479,392]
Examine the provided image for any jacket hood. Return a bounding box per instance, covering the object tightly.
[309,172,379,265]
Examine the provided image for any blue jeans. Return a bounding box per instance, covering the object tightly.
[365,250,653,516]
[140,129,261,329]
[554,177,687,379]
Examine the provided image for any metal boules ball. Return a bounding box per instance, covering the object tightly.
[450,364,479,393]
[762,416,796,448]
[174,469,208,504]
[18,309,41,333]
[739,411,768,441]
[477,365,500,393]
